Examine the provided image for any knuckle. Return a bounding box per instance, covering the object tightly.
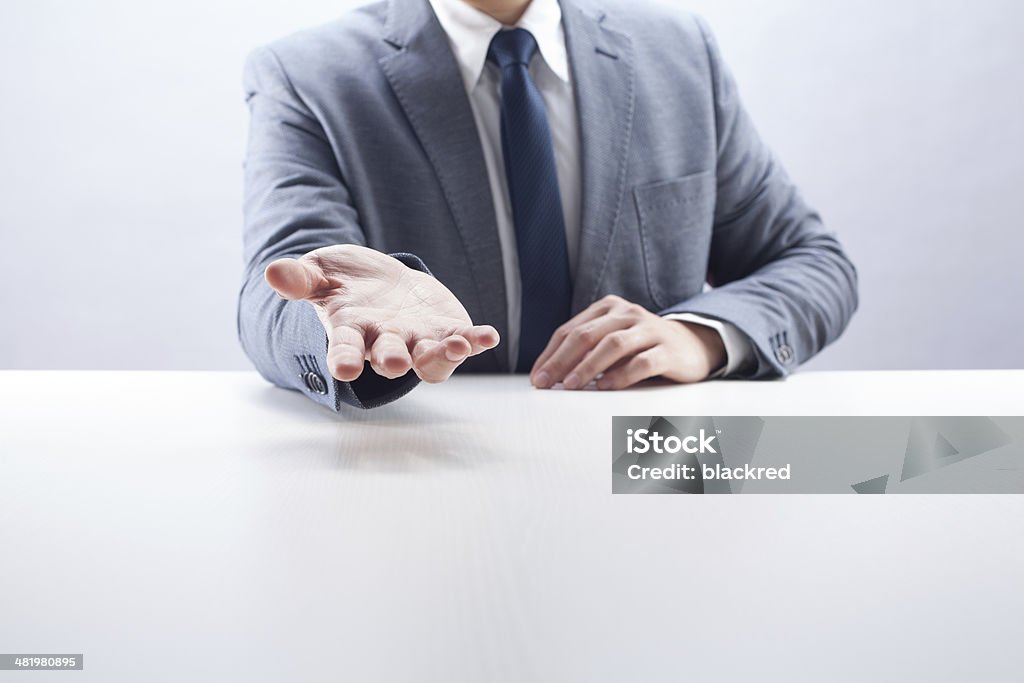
[606,331,629,350]
[575,326,598,346]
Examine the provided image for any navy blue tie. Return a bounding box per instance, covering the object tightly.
[488,29,573,372]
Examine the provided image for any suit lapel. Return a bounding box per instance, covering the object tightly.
[561,1,636,313]
[378,0,509,372]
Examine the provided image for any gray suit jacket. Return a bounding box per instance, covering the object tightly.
[238,0,858,411]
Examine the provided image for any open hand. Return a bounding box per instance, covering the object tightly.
[265,245,499,384]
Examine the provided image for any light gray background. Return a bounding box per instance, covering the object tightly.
[1,0,1021,371]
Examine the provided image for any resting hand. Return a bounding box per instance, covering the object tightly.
[265,245,499,384]
[529,295,725,390]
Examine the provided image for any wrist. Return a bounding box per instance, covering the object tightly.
[678,321,727,376]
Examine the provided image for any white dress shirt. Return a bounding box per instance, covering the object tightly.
[427,0,753,376]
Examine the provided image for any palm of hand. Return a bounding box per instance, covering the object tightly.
[307,248,472,345]
[265,244,499,383]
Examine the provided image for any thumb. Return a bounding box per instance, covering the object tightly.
[264,257,327,300]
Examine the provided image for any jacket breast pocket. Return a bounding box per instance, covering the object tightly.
[632,171,716,310]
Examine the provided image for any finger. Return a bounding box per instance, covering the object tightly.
[454,325,500,355]
[596,348,665,391]
[532,314,635,389]
[326,324,367,382]
[410,336,471,384]
[530,300,613,377]
[602,355,631,376]
[264,257,329,301]
[565,328,658,390]
[369,332,413,379]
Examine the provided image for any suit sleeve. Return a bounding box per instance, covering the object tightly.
[660,17,859,378]
[238,46,422,410]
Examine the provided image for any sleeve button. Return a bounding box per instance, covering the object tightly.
[775,344,794,364]
[302,371,328,395]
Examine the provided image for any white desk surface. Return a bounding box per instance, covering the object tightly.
[1,370,1022,682]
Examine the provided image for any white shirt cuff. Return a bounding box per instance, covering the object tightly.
[663,313,755,379]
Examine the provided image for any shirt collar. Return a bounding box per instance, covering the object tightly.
[427,0,570,92]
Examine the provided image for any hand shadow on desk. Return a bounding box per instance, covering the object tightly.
[251,386,501,474]
[252,384,456,425]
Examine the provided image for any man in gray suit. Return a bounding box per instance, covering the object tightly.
[239,0,858,411]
